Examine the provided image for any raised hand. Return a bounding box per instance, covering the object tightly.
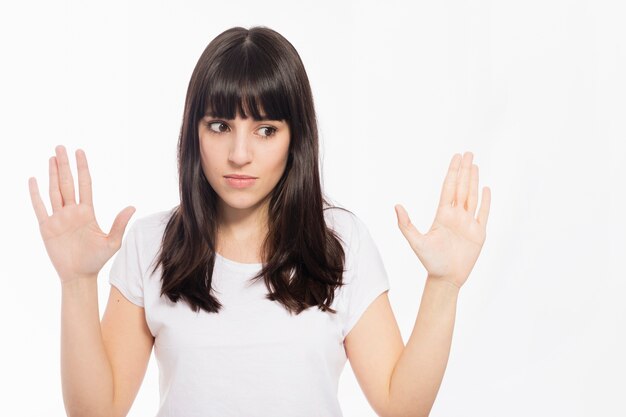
[394,152,491,289]
[28,145,136,283]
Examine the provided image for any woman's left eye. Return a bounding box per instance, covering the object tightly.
[258,127,277,138]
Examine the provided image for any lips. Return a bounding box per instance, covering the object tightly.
[224,176,257,189]
[224,174,257,179]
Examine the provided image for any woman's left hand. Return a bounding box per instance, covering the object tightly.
[395,151,491,289]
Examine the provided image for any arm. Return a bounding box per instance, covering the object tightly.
[61,277,114,417]
[387,278,459,417]
[28,145,137,416]
[389,151,490,415]
[347,152,488,416]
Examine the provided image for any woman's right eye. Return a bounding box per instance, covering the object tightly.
[207,121,230,134]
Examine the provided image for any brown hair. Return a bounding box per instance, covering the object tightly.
[150,26,352,316]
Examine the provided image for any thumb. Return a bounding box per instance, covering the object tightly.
[108,206,136,249]
[394,204,424,251]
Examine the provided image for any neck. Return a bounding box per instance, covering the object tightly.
[216,198,269,248]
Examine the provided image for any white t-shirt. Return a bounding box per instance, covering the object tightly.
[108,207,390,417]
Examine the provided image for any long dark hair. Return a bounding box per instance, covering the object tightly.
[150,26,351,316]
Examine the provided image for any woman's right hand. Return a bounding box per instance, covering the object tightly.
[28,145,136,284]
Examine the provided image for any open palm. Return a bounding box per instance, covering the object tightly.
[395,152,491,289]
[28,145,135,283]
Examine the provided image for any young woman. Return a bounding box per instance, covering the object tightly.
[28,26,491,417]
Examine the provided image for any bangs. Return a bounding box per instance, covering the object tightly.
[199,43,291,122]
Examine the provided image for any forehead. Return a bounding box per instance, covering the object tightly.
[202,96,288,122]
[203,108,284,122]
[204,111,270,120]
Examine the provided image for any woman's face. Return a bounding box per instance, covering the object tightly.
[198,110,290,218]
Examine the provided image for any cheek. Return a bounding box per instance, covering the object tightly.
[199,143,220,177]
[265,147,289,175]
[274,137,290,166]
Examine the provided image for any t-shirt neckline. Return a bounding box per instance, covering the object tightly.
[215,252,263,271]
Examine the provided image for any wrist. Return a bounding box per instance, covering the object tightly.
[426,276,462,294]
[61,275,99,289]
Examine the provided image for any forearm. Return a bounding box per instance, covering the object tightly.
[61,277,114,417]
[387,277,460,417]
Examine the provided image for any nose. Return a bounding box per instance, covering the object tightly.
[228,131,253,166]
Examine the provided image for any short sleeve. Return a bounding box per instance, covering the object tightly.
[108,221,144,307]
[341,217,391,339]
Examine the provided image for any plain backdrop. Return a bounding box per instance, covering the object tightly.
[2,0,625,416]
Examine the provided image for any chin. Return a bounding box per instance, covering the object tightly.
[220,194,267,210]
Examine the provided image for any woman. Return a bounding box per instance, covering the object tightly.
[28,26,491,417]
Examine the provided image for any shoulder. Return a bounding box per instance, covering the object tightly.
[323,205,370,249]
[118,208,176,269]
[127,207,176,241]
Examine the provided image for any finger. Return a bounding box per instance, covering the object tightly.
[108,206,136,249]
[395,203,412,229]
[28,177,49,225]
[76,149,93,206]
[455,151,473,209]
[394,204,424,252]
[438,153,462,208]
[467,164,478,217]
[477,186,491,227]
[55,145,76,206]
[49,156,63,212]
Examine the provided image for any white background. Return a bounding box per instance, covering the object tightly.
[2,0,625,416]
